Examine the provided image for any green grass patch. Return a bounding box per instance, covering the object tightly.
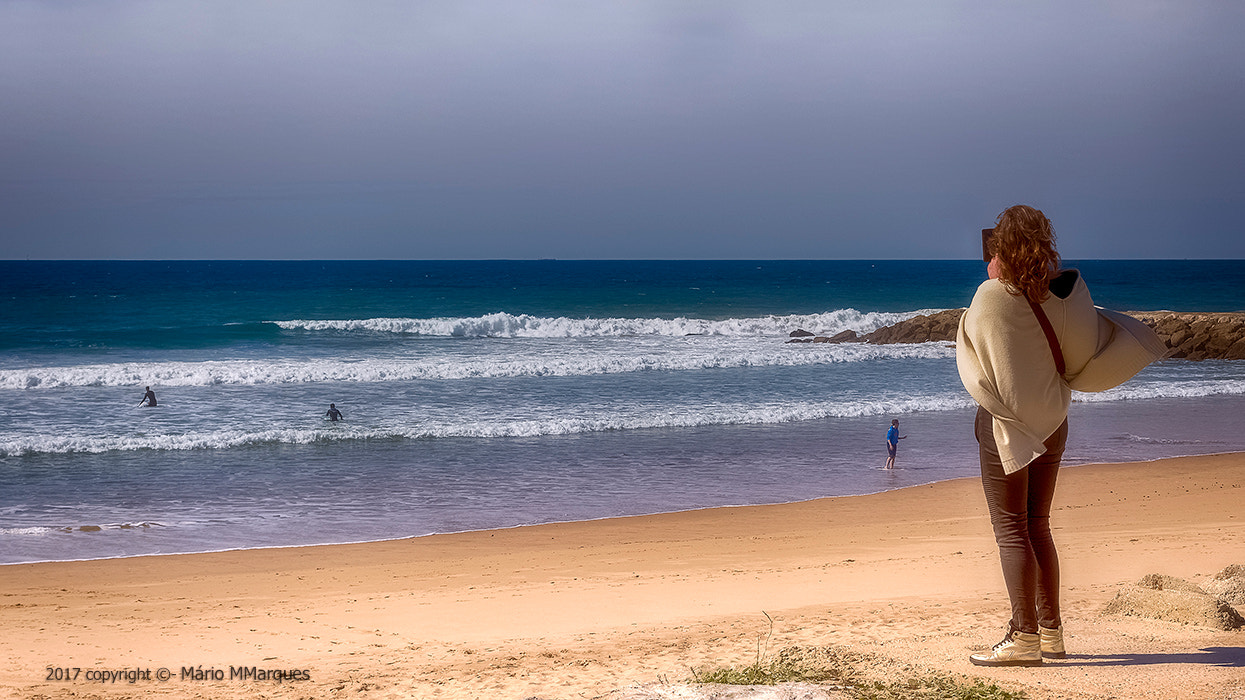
[690,642,862,687]
[851,673,1029,700]
[692,626,1028,700]
[690,657,844,686]
[693,654,1027,700]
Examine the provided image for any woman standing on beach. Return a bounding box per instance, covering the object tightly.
[956,205,1164,666]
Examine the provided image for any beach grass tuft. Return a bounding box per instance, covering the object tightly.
[850,673,1029,700]
[690,656,846,686]
[692,636,1027,700]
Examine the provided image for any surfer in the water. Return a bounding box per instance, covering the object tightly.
[138,386,157,407]
[326,403,343,421]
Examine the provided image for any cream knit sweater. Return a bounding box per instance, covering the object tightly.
[956,271,1167,474]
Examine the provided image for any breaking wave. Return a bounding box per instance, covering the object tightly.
[1072,379,1245,402]
[1,341,955,389]
[0,393,976,456]
[269,309,931,338]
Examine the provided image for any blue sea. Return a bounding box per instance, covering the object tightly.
[2,260,1243,565]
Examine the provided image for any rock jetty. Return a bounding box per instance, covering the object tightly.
[1131,312,1245,360]
[788,310,1245,361]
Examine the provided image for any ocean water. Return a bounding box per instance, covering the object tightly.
[1,260,1243,565]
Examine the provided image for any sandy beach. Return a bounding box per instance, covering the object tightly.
[2,452,1242,700]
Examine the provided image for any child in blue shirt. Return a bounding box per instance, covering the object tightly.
[885,419,906,469]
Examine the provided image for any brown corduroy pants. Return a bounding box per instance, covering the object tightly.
[975,406,1068,633]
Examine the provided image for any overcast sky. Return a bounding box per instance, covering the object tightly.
[2,1,1242,260]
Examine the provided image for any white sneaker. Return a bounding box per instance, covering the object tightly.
[1039,625,1066,659]
[969,626,1043,667]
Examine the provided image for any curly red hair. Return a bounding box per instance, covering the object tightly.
[987,205,1061,302]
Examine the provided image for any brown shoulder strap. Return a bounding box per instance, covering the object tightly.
[1027,297,1066,377]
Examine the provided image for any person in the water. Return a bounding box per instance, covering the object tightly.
[326,403,343,421]
[885,418,906,469]
[138,386,157,407]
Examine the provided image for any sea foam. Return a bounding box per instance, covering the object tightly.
[1072,378,1245,402]
[1,338,955,389]
[0,392,978,456]
[270,309,930,338]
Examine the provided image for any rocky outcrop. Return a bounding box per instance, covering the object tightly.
[786,309,965,345]
[790,310,1245,360]
[819,330,859,344]
[859,309,965,345]
[1129,312,1245,360]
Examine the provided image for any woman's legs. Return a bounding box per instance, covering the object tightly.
[976,407,1067,633]
[1027,443,1063,631]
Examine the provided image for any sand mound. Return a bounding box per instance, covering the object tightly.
[1215,563,1245,579]
[1203,563,1245,607]
[1136,572,1207,594]
[1102,571,1245,630]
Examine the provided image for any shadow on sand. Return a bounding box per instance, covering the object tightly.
[1055,647,1245,668]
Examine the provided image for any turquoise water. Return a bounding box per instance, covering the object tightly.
[1,260,1243,564]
